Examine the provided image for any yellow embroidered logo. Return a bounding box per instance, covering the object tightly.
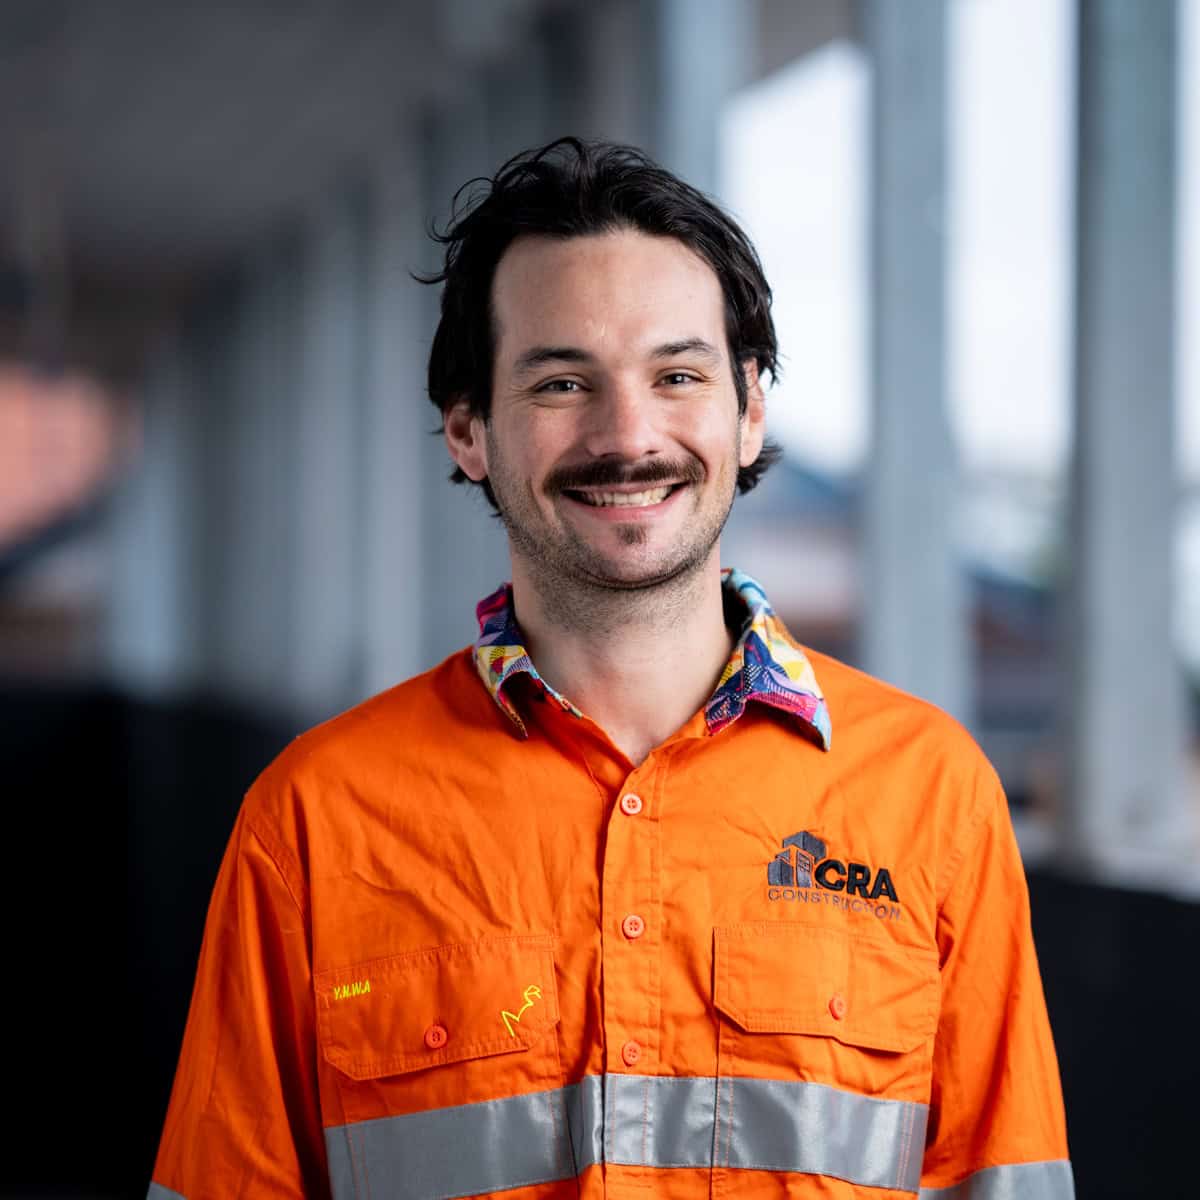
[500,983,543,1037]
[332,980,371,1001]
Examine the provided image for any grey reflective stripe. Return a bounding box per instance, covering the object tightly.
[147,1185,188,1200]
[326,1073,930,1199]
[919,1160,1076,1200]
[594,1073,926,1182]
[603,1073,718,1167]
[567,1073,604,1169]
[326,1083,577,1200]
[714,1076,928,1192]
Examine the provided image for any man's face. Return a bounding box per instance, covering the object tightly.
[446,228,765,592]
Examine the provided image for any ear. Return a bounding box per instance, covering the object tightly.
[443,396,489,482]
[737,359,767,469]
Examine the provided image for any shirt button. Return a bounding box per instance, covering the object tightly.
[620,793,643,816]
[829,993,847,1021]
[424,1023,449,1049]
[621,913,646,939]
[621,1039,642,1067]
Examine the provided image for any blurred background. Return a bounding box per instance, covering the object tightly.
[0,0,1196,1196]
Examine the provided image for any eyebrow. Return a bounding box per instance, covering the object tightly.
[649,338,723,364]
[510,338,723,377]
[511,346,594,375]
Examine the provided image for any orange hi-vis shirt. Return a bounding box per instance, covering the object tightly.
[150,569,1073,1200]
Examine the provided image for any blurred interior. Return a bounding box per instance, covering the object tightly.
[1,0,1197,1196]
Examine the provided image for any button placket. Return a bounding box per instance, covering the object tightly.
[601,775,662,1086]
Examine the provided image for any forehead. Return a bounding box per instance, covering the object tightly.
[490,229,728,364]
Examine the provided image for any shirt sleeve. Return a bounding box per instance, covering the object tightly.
[919,765,1075,1198]
[149,801,329,1199]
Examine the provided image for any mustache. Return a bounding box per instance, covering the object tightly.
[546,457,704,493]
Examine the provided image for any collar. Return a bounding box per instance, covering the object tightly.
[472,567,831,749]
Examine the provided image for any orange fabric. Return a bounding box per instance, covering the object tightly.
[152,643,1069,1198]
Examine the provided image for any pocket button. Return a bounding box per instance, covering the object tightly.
[829,993,847,1021]
[621,1039,642,1067]
[424,1023,449,1049]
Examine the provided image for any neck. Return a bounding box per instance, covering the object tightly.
[509,550,735,765]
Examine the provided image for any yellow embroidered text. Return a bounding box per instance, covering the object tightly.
[501,983,543,1036]
[332,980,371,1001]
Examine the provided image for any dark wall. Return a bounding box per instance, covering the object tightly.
[0,685,293,1198]
[1029,871,1200,1199]
[2,687,1194,1197]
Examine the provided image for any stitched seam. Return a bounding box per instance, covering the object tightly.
[555,1081,575,1182]
[400,1163,584,1195]
[909,1102,920,1188]
[245,817,308,917]
[726,1073,735,1167]
[315,933,557,980]
[722,1073,734,1167]
[936,760,998,906]
[560,1083,581,1194]
[908,1103,922,1191]
[459,1167,578,1192]
[605,1076,614,1169]
[716,1074,725,1168]
[641,1076,651,1165]
[339,1125,358,1200]
[545,1083,558,1164]
[896,1102,913,1190]
[358,1121,374,1200]
[344,1122,369,1200]
[710,1069,722,1173]
[326,1033,552,1077]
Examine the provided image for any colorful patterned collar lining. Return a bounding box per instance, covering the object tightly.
[472,568,831,749]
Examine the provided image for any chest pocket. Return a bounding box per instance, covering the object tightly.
[710,923,938,1196]
[714,921,938,1058]
[315,933,566,1126]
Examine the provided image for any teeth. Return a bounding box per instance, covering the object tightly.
[578,486,674,508]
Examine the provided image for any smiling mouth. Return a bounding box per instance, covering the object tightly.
[565,484,682,508]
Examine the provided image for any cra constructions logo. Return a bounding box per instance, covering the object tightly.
[767,831,902,922]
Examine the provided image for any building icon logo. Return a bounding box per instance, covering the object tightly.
[766,830,902,919]
[767,831,827,888]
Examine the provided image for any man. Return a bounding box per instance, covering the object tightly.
[150,139,1073,1199]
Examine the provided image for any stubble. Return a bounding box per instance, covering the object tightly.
[485,425,741,638]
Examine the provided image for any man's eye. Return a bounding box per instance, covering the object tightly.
[661,372,698,386]
[537,379,582,394]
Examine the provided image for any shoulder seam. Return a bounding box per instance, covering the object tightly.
[245,812,309,918]
[936,758,1003,906]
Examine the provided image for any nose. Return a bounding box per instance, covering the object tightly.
[580,377,662,462]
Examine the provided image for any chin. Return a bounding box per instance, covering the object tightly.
[582,553,706,591]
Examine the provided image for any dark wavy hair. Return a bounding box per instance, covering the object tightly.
[420,137,782,505]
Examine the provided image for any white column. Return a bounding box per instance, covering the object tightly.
[289,190,368,716]
[358,130,432,696]
[1065,0,1193,887]
[214,242,302,709]
[644,0,754,193]
[104,332,200,692]
[860,0,969,723]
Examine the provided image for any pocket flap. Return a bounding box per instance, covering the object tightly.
[714,923,938,1053]
[315,933,559,1081]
